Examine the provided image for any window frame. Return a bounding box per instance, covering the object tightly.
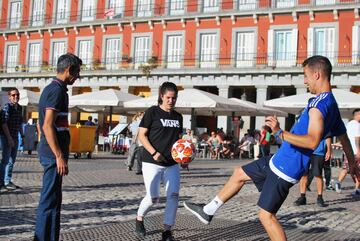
[163,31,185,69]
[231,27,258,68]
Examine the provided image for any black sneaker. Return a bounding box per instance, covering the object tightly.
[0,185,8,193]
[135,219,146,237]
[183,201,213,225]
[326,185,334,191]
[5,182,20,190]
[317,197,326,207]
[127,166,132,171]
[294,196,306,206]
[162,230,175,241]
[135,171,142,175]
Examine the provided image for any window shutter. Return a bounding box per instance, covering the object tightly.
[307,27,314,57]
[267,29,274,66]
[352,25,359,64]
[291,29,298,66]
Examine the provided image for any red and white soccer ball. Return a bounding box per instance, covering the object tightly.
[171,139,196,164]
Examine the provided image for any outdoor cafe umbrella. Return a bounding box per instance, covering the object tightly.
[18,89,40,112]
[18,89,40,106]
[229,98,288,117]
[69,88,141,127]
[263,89,360,118]
[124,88,275,130]
[123,88,256,114]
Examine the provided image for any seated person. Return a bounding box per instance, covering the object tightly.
[238,135,254,158]
[207,131,223,159]
[220,140,234,159]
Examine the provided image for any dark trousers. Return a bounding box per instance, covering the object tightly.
[127,143,142,172]
[307,160,331,187]
[260,144,270,157]
[34,156,63,241]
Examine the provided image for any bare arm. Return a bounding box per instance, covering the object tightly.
[355,136,360,158]
[259,132,265,144]
[325,137,332,161]
[42,109,68,176]
[138,127,164,162]
[338,133,360,180]
[265,108,324,150]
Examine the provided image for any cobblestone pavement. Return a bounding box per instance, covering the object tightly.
[0,152,359,241]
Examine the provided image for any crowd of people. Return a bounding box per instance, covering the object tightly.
[0,54,359,241]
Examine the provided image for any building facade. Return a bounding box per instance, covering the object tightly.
[0,0,360,133]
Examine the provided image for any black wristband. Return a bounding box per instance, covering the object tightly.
[151,151,157,156]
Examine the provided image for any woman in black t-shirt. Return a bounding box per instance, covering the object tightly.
[135,82,183,241]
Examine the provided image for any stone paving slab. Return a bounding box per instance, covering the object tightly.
[0,152,360,241]
[17,214,360,241]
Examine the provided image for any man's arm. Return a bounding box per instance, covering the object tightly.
[355,136,360,158]
[265,108,324,150]
[42,109,68,176]
[138,127,164,162]
[325,137,332,161]
[1,123,14,148]
[338,133,360,180]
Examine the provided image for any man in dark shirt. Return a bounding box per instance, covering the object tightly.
[0,88,24,192]
[84,116,95,126]
[34,53,82,241]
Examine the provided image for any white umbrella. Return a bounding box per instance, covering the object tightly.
[19,89,40,107]
[124,88,256,115]
[229,98,288,117]
[124,88,267,130]
[263,89,360,118]
[69,89,141,114]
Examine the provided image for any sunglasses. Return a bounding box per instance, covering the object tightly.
[11,94,20,97]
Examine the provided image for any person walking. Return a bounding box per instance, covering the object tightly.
[127,111,144,175]
[0,88,24,192]
[34,53,82,241]
[259,125,271,158]
[183,56,360,241]
[333,108,360,195]
[135,82,183,241]
[294,137,331,207]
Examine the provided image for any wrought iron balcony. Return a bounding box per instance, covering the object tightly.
[1,0,359,31]
[1,51,359,75]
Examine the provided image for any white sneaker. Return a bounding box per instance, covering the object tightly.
[334,181,342,193]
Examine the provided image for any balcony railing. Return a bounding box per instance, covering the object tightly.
[1,0,359,30]
[1,52,358,74]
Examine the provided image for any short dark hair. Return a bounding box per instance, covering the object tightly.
[302,55,332,82]
[8,87,19,95]
[353,108,360,115]
[88,116,93,121]
[157,82,178,105]
[57,53,82,74]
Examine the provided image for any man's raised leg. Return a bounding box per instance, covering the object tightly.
[184,166,251,224]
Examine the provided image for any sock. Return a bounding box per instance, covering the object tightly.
[317,194,323,199]
[300,193,306,198]
[203,196,224,216]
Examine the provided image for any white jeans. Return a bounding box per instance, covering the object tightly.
[137,162,180,226]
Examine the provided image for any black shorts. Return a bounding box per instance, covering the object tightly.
[242,157,294,214]
[304,155,325,177]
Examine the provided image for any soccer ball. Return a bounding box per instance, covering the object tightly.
[171,139,196,164]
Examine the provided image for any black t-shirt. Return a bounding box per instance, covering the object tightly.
[38,78,70,159]
[140,105,183,166]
